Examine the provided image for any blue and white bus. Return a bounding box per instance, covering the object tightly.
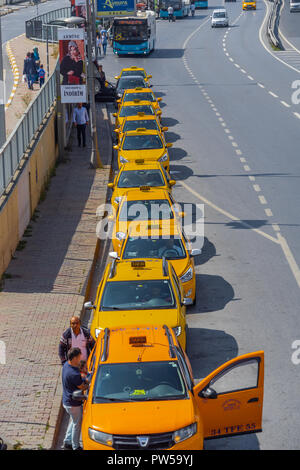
[112,10,156,56]
[159,0,190,18]
[194,0,208,8]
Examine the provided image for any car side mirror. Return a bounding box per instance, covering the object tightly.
[199,387,218,399]
[157,110,162,115]
[190,248,201,257]
[107,182,114,189]
[84,301,96,310]
[147,75,152,79]
[109,251,119,259]
[72,390,87,401]
[169,180,176,187]
[113,145,119,150]
[114,76,118,80]
[116,99,121,104]
[166,143,172,148]
[157,97,162,102]
[113,113,117,117]
[162,126,168,131]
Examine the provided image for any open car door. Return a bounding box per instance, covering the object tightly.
[193,351,264,440]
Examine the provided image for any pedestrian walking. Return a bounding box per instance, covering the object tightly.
[61,347,88,450]
[98,64,106,91]
[59,315,95,364]
[72,103,89,148]
[38,64,46,88]
[23,52,37,90]
[101,31,108,56]
[96,32,102,58]
[168,5,175,21]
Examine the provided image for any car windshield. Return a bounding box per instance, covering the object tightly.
[118,170,165,188]
[124,93,154,103]
[122,70,146,78]
[93,361,187,403]
[214,12,226,17]
[123,236,186,260]
[118,77,146,90]
[123,120,159,132]
[101,279,176,310]
[118,199,174,221]
[122,134,163,150]
[119,106,154,117]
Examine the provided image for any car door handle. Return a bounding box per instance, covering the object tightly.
[247,397,259,403]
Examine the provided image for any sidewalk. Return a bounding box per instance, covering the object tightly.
[5,34,58,137]
[0,104,113,449]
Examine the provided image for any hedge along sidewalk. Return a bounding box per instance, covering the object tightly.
[0,104,112,449]
[4,33,58,137]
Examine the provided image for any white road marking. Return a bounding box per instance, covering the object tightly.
[265,208,273,217]
[280,100,290,108]
[269,91,278,98]
[259,195,267,205]
[253,184,261,192]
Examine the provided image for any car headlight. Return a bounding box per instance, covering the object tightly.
[119,156,128,164]
[173,423,197,444]
[88,428,113,447]
[116,231,126,240]
[180,267,193,283]
[173,326,182,337]
[114,197,121,205]
[95,328,102,338]
[158,153,168,162]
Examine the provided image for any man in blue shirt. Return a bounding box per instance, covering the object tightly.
[72,103,89,147]
[62,347,89,450]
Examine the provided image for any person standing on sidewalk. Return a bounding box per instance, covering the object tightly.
[23,52,36,90]
[101,31,108,56]
[62,347,89,450]
[59,316,95,365]
[72,103,89,147]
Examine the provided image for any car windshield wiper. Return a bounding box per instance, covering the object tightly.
[95,396,135,402]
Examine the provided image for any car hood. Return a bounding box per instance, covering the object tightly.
[97,308,179,330]
[121,149,167,161]
[85,397,195,435]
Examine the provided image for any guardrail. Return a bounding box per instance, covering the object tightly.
[0,66,57,196]
[25,7,71,42]
[267,0,281,49]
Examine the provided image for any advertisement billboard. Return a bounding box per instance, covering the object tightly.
[58,28,87,103]
[96,0,136,17]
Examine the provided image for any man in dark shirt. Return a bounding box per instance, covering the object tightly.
[62,347,88,450]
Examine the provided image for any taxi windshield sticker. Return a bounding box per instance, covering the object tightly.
[131,389,146,396]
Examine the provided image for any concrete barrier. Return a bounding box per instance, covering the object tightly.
[0,110,57,277]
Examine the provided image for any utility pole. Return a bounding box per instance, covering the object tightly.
[85,0,103,168]
[0,17,6,148]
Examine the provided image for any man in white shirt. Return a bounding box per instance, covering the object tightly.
[59,316,95,365]
[168,5,175,21]
[72,102,89,147]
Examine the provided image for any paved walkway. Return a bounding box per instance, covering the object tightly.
[0,104,112,449]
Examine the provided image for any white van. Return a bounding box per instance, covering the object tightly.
[211,9,229,27]
[290,0,300,11]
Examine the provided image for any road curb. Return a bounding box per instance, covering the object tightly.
[5,41,20,110]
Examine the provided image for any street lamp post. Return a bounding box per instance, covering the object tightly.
[85,0,103,168]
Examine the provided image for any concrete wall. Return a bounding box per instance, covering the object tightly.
[0,111,57,277]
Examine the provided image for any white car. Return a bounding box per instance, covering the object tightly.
[211,9,229,27]
[290,0,300,11]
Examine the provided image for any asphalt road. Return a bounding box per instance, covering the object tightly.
[80,2,300,450]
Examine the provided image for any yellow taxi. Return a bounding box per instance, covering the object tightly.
[242,0,256,9]
[111,219,199,303]
[114,66,152,85]
[74,325,265,450]
[117,87,162,113]
[113,128,172,171]
[113,100,162,129]
[114,113,168,144]
[85,259,189,348]
[108,187,183,254]
[108,161,176,212]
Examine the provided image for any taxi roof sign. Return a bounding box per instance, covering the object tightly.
[140,185,151,191]
[131,261,146,268]
[129,336,147,345]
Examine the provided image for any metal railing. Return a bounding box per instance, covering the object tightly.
[25,7,71,42]
[267,0,281,49]
[0,68,57,196]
